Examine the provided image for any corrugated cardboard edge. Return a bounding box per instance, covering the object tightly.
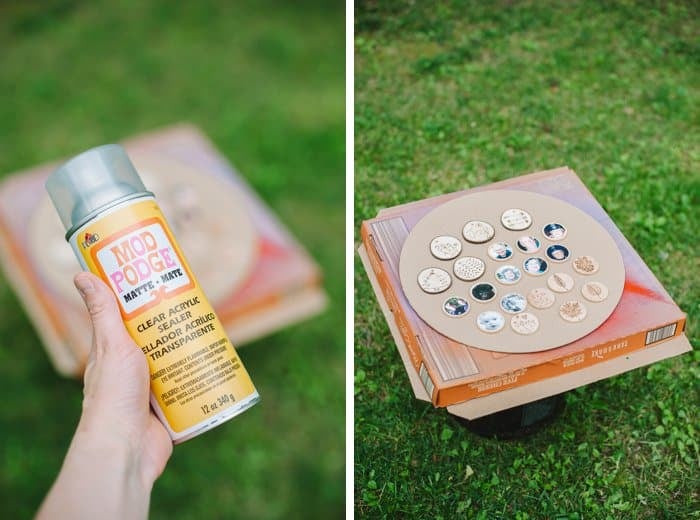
[447,334,691,419]
[359,244,692,419]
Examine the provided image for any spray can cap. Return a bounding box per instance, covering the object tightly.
[45,144,152,239]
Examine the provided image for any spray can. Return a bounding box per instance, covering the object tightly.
[45,144,260,443]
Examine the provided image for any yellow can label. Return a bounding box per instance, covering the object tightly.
[71,197,257,433]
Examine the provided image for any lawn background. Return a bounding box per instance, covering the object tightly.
[355,1,698,518]
[0,1,345,518]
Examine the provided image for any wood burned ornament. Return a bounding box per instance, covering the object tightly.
[453,256,485,281]
[581,281,608,302]
[501,208,532,231]
[548,272,574,293]
[417,267,452,294]
[430,235,462,260]
[510,312,540,335]
[462,220,495,243]
[573,255,600,275]
[527,287,555,309]
[559,300,587,322]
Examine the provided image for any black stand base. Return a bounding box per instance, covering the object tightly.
[454,394,566,439]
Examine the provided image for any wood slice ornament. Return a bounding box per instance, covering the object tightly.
[28,154,258,308]
[399,190,624,353]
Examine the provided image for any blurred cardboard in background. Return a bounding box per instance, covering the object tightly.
[0,124,327,376]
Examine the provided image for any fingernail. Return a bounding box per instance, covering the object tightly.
[74,274,95,298]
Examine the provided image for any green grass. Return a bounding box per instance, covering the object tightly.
[0,1,344,518]
[355,1,699,518]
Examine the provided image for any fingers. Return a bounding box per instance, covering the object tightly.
[74,272,133,355]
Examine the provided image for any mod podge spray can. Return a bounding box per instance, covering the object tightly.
[46,144,260,443]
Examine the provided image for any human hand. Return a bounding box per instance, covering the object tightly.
[37,272,173,520]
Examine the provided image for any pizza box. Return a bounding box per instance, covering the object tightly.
[358,167,690,416]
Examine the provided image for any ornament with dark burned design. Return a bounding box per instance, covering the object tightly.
[572,255,599,275]
[559,300,587,322]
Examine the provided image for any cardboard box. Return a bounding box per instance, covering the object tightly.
[0,124,327,376]
[359,245,691,419]
[359,167,690,416]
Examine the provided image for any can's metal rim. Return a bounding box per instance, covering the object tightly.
[65,192,153,241]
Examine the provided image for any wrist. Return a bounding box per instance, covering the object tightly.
[69,425,137,472]
[65,424,151,516]
[73,412,153,484]
[38,425,152,520]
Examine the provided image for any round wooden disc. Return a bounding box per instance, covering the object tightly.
[399,190,624,353]
[28,154,257,306]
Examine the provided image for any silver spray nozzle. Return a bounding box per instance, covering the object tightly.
[45,144,152,239]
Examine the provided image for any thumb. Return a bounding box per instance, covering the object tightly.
[74,272,150,438]
[74,272,133,355]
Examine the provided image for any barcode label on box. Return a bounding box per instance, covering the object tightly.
[419,363,435,397]
[645,323,677,345]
